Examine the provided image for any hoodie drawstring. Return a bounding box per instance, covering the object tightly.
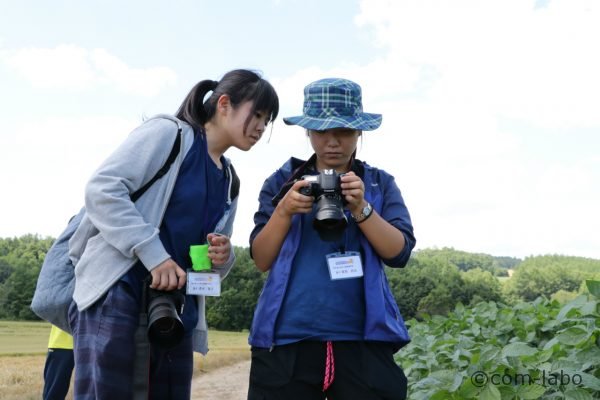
[323,341,335,391]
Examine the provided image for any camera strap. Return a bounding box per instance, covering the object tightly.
[271,155,318,206]
[132,279,151,400]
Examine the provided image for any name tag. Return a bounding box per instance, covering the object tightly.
[326,251,363,280]
[186,272,221,296]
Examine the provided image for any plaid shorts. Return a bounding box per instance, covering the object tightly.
[69,280,193,400]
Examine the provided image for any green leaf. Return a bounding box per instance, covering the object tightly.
[425,369,463,392]
[515,383,547,399]
[579,300,599,316]
[496,385,516,400]
[586,280,600,297]
[471,322,481,337]
[564,388,594,400]
[479,383,501,400]
[556,326,591,346]
[542,337,560,351]
[429,390,453,400]
[456,378,479,399]
[577,371,600,391]
[543,393,566,400]
[540,318,559,331]
[479,346,501,364]
[573,345,600,367]
[556,295,587,322]
[534,347,554,363]
[501,342,537,357]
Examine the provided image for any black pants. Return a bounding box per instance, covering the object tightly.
[248,341,407,400]
[43,348,74,400]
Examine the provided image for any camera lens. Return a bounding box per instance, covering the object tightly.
[313,194,347,241]
[147,294,184,349]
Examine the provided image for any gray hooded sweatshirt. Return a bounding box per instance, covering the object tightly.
[68,114,237,354]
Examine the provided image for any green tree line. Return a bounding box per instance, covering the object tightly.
[1,236,599,331]
[0,235,54,320]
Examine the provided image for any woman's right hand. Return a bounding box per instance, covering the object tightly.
[252,179,314,272]
[150,258,187,291]
[275,179,314,218]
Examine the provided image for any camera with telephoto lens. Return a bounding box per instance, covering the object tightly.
[144,277,185,349]
[299,169,348,242]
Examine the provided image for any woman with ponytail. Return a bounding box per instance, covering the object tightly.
[67,69,279,399]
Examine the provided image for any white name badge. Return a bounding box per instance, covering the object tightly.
[186,272,221,296]
[326,251,364,280]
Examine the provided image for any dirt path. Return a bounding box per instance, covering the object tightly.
[191,359,251,400]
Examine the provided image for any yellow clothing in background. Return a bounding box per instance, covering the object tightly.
[47,325,73,349]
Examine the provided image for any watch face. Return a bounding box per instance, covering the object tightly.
[363,204,372,216]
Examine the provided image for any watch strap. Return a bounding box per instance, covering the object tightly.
[352,203,373,224]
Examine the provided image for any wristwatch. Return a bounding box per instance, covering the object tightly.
[352,202,373,224]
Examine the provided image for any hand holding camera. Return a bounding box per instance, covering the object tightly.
[150,258,187,290]
[339,171,366,215]
[275,179,315,218]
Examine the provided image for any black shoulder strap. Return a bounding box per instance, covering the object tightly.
[130,123,182,202]
[228,163,240,201]
[270,155,317,207]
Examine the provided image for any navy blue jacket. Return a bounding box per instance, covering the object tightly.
[249,156,416,351]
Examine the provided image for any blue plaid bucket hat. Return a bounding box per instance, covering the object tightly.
[283,78,382,131]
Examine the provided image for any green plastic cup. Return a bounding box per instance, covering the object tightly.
[190,244,211,271]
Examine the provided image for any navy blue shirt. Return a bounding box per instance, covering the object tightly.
[122,131,228,333]
[274,207,366,345]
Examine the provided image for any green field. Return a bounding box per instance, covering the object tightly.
[0,320,50,355]
[0,321,249,400]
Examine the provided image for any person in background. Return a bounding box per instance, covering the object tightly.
[248,78,415,400]
[67,69,279,399]
[43,325,74,400]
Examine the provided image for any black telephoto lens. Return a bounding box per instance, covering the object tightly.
[313,194,348,241]
[147,290,185,348]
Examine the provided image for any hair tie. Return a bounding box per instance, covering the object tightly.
[211,80,219,90]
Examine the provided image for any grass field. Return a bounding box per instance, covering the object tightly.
[0,320,50,355]
[0,321,249,400]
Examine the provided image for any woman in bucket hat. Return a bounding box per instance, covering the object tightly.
[247,78,416,400]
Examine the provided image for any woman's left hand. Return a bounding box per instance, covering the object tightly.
[341,171,366,215]
[207,233,231,266]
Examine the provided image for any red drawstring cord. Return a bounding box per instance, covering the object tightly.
[323,341,335,391]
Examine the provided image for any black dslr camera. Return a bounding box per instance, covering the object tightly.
[300,169,348,241]
[144,277,185,349]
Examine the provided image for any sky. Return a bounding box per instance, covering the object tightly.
[1,0,599,260]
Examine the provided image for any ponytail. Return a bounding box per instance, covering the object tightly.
[175,79,219,132]
[175,69,279,134]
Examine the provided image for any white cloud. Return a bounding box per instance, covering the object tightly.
[355,0,600,128]
[5,45,96,89]
[4,44,177,96]
[243,0,600,259]
[90,49,178,96]
[2,1,598,260]
[0,116,139,238]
